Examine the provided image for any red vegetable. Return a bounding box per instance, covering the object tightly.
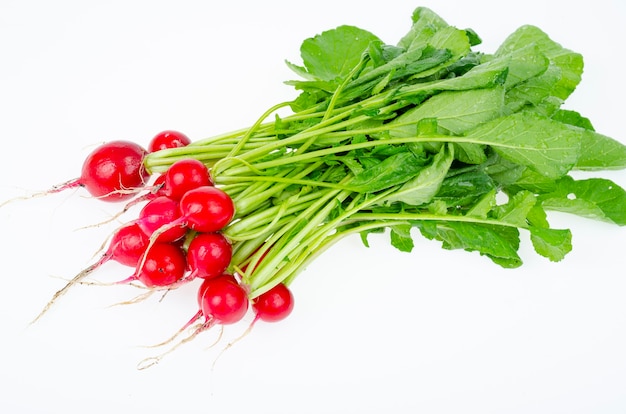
[50,140,150,202]
[148,130,191,153]
[198,274,249,325]
[105,222,151,267]
[178,186,235,233]
[163,158,213,201]
[253,283,294,323]
[136,196,187,243]
[123,242,187,288]
[186,232,232,279]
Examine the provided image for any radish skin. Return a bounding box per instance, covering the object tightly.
[148,130,191,153]
[31,222,150,323]
[68,140,150,202]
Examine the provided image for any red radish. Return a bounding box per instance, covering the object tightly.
[120,242,187,288]
[51,140,150,202]
[105,222,151,267]
[186,232,232,279]
[163,158,213,201]
[149,185,235,240]
[162,277,224,334]
[195,273,240,310]
[198,274,249,325]
[136,196,187,242]
[252,283,294,323]
[148,130,191,153]
[178,186,235,233]
[31,222,151,323]
[135,273,246,370]
[161,274,244,334]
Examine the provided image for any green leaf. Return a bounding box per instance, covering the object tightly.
[390,224,414,252]
[504,61,562,114]
[464,28,482,46]
[368,41,404,67]
[348,151,426,193]
[455,143,489,165]
[548,110,626,170]
[493,190,536,227]
[551,109,594,130]
[526,205,550,228]
[389,53,509,107]
[407,26,472,81]
[286,25,381,84]
[427,199,449,216]
[381,143,454,206]
[390,86,505,138]
[496,43,550,90]
[575,130,626,170]
[496,25,583,101]
[427,52,483,81]
[415,117,439,136]
[529,226,572,262]
[289,89,328,111]
[538,176,626,225]
[359,226,385,248]
[342,45,453,101]
[390,86,503,165]
[397,7,450,50]
[335,155,364,176]
[422,54,510,92]
[435,170,496,209]
[466,190,497,219]
[484,154,526,187]
[505,167,557,193]
[415,220,522,268]
[465,111,582,179]
[428,26,472,59]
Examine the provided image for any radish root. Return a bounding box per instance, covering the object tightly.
[211,316,258,370]
[30,259,104,324]
[136,318,218,370]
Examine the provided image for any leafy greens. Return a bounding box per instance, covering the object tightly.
[145,7,626,297]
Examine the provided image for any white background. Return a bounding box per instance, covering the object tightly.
[1,1,626,413]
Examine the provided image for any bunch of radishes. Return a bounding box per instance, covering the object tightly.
[31,130,294,361]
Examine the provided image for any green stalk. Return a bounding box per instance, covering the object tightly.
[226,100,294,158]
[224,191,322,241]
[346,212,524,229]
[213,104,407,177]
[226,161,326,217]
[245,186,398,296]
[243,184,351,295]
[280,220,403,287]
[221,134,447,177]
